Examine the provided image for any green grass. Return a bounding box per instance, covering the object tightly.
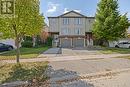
[99,47,130,54]
[0,62,48,84]
[0,46,49,60]
[114,55,130,60]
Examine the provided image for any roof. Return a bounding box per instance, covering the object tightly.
[48,10,95,19]
[58,10,86,17]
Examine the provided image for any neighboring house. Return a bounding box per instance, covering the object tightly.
[48,11,95,48]
[40,24,49,43]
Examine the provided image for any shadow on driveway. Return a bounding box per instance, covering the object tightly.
[45,66,94,87]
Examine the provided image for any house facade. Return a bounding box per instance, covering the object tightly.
[48,11,95,48]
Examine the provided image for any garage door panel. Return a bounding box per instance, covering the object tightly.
[61,38,71,48]
[73,38,84,47]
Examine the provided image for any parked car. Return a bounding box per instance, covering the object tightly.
[115,42,130,48]
[0,43,14,52]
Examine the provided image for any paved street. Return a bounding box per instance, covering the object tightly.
[41,48,130,87]
[88,71,130,87]
[50,71,130,87]
[47,57,130,87]
[49,58,130,76]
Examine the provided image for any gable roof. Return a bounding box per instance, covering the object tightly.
[48,10,95,18]
[58,10,87,17]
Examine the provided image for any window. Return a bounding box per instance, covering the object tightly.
[75,28,81,35]
[75,18,81,25]
[0,43,4,46]
[63,18,69,25]
[62,28,69,35]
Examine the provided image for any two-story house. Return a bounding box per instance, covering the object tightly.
[48,11,95,48]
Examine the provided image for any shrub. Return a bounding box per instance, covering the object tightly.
[21,41,33,48]
[46,37,53,46]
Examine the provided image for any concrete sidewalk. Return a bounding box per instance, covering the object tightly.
[1,53,130,63]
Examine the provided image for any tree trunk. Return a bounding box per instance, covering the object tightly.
[13,24,21,63]
[33,36,36,47]
[15,38,20,63]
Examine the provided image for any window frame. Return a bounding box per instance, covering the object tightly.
[74,18,81,25]
[75,28,81,35]
[62,28,69,35]
[63,18,69,25]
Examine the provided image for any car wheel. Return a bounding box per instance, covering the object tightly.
[115,45,119,48]
[129,46,130,49]
[8,47,13,51]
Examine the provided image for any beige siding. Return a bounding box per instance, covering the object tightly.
[48,11,95,35]
[48,18,59,32]
[85,18,95,32]
[59,18,86,35]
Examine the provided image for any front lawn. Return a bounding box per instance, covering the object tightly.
[116,55,130,60]
[0,62,48,84]
[0,46,49,60]
[99,47,130,54]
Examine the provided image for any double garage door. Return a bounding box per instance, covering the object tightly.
[61,38,84,48]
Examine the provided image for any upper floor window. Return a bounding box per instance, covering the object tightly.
[75,18,81,25]
[75,28,81,35]
[62,28,69,35]
[63,18,69,25]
